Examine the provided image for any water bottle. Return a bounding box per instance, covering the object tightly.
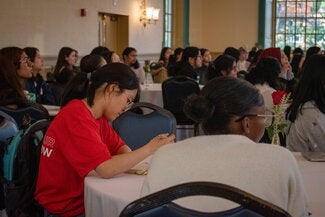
[145,73,153,87]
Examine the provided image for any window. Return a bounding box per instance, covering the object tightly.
[274,0,325,50]
[163,0,172,47]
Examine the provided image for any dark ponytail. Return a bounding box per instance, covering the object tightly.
[87,63,139,106]
[60,54,105,107]
[184,76,263,135]
[60,73,90,107]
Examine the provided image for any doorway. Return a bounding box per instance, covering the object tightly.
[98,13,129,57]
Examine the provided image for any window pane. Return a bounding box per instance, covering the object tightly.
[306,34,316,48]
[315,34,325,48]
[165,15,171,31]
[167,0,172,13]
[306,18,316,33]
[276,18,286,33]
[306,1,317,16]
[296,18,305,34]
[295,34,306,50]
[287,2,296,17]
[276,2,287,16]
[286,34,296,46]
[286,19,296,33]
[317,1,325,17]
[296,2,306,17]
[316,19,325,34]
[285,34,296,48]
[274,0,324,51]
[163,0,172,47]
[275,34,286,48]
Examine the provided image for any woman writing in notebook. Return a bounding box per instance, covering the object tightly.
[35,63,175,217]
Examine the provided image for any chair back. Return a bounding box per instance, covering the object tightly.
[119,182,292,217]
[0,104,49,128]
[162,76,200,125]
[112,102,176,150]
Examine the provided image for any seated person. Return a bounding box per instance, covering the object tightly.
[196,48,212,85]
[60,54,107,107]
[286,54,325,152]
[158,47,173,67]
[141,76,308,217]
[0,53,27,108]
[167,47,183,77]
[206,54,237,81]
[35,63,175,217]
[24,47,56,105]
[50,47,80,105]
[245,57,283,144]
[246,57,281,111]
[122,47,145,84]
[0,53,48,128]
[1,47,33,88]
[259,47,296,93]
[174,46,202,80]
[236,47,250,72]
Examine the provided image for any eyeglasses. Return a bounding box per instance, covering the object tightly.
[20,57,31,64]
[123,92,134,111]
[235,112,276,127]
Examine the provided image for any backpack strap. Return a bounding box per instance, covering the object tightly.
[2,119,51,182]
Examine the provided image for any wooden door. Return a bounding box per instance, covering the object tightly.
[98,13,129,57]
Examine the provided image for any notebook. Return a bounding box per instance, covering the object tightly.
[302,152,325,162]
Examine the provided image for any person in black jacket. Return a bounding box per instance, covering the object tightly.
[24,47,56,105]
[174,46,202,80]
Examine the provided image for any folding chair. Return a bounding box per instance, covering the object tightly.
[162,76,200,141]
[119,182,292,217]
[112,102,176,150]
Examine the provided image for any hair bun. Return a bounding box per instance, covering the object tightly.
[183,94,215,122]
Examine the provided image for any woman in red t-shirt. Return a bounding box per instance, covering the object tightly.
[35,63,175,217]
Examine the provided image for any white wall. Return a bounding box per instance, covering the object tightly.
[0,0,163,59]
[0,0,261,64]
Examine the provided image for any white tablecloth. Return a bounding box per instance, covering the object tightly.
[293,153,325,217]
[139,83,163,107]
[139,83,204,109]
[42,104,60,117]
[84,153,325,217]
[85,174,145,217]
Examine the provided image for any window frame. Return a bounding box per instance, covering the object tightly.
[273,0,325,50]
[163,0,173,47]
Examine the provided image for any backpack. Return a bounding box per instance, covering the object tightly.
[0,103,49,129]
[0,111,19,210]
[0,117,51,217]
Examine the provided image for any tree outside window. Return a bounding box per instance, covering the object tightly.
[275,0,325,50]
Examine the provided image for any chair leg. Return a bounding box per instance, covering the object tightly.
[194,123,200,136]
[176,124,196,142]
